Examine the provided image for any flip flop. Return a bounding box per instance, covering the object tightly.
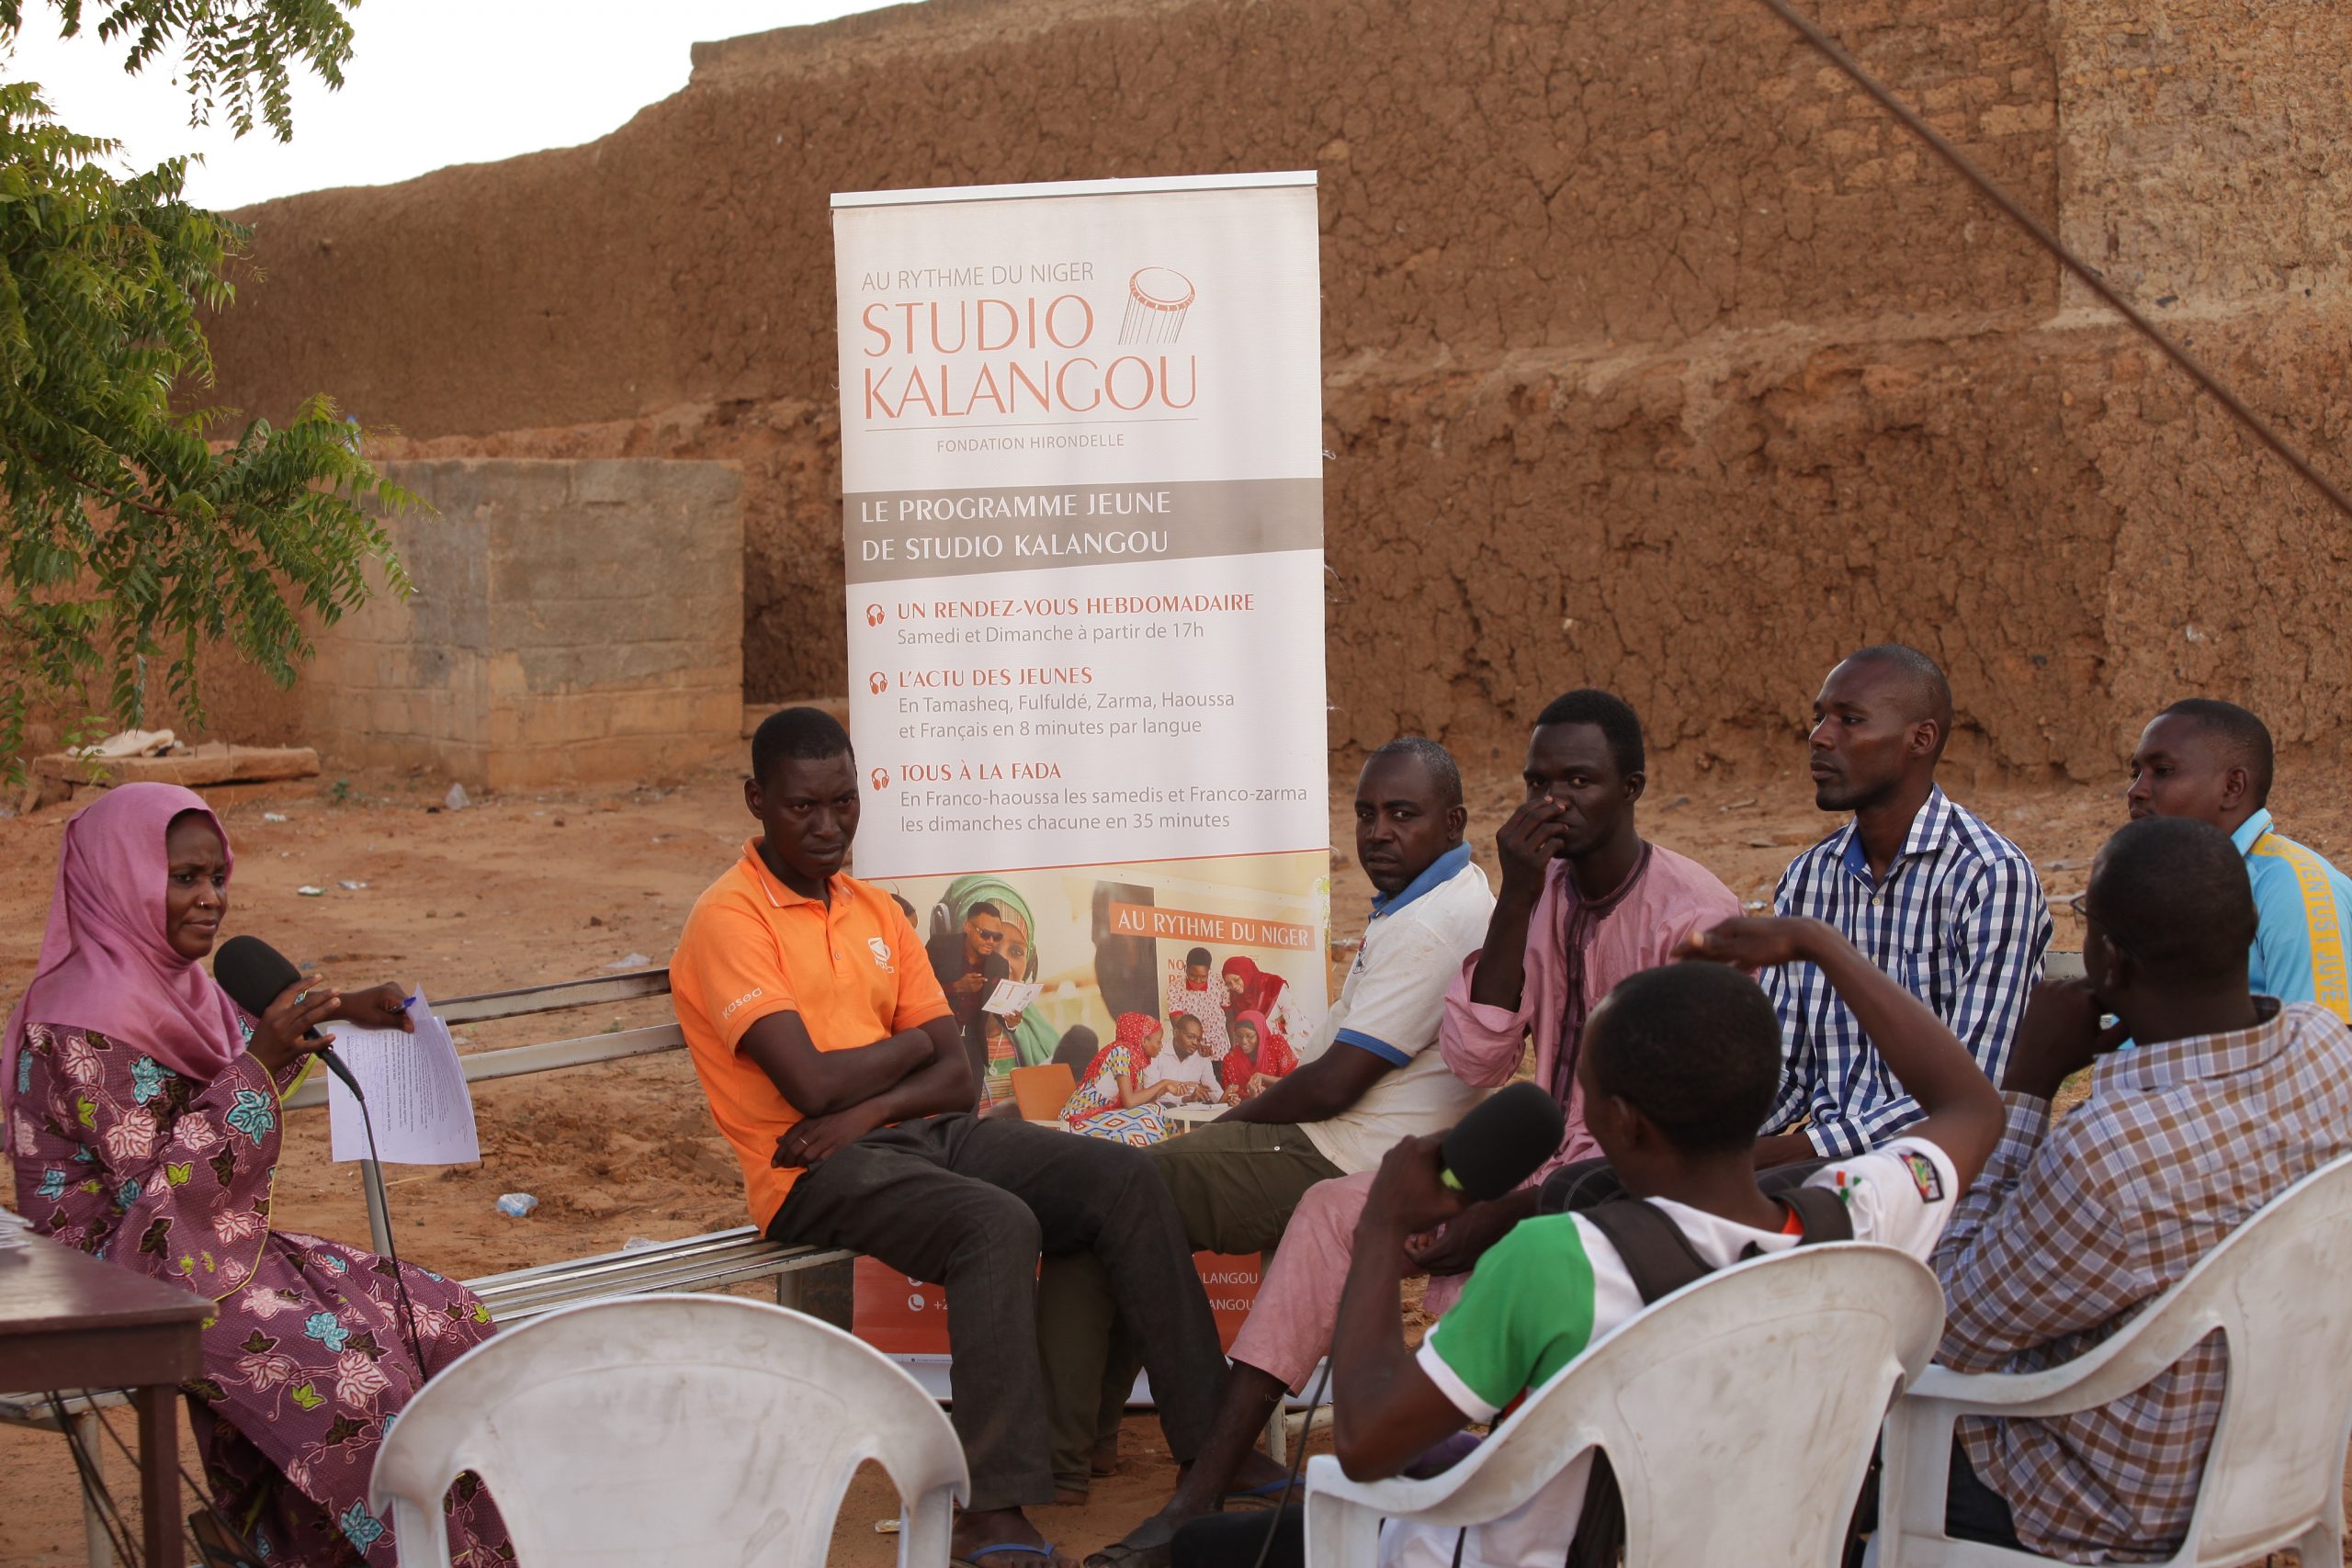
[1082,1516,1181,1568]
[1220,1475,1295,1510]
[953,1543,1072,1568]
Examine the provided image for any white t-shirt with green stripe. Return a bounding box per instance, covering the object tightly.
[1391,1136,1962,1568]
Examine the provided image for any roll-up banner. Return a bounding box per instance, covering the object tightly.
[831,173,1329,1366]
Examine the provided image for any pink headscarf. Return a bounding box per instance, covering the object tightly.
[3,784,247,1132]
[1220,954,1288,1020]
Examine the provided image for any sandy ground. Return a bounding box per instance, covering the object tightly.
[3,751,2346,1566]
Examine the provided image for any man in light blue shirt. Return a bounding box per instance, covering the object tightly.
[2127,697,2352,1021]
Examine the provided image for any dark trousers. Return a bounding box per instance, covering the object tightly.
[1538,1153,1835,1213]
[1945,1437,2024,1547]
[768,1112,1227,1511]
[1035,1121,1343,1491]
[1173,1505,1302,1568]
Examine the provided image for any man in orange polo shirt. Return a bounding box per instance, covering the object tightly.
[672,708,1227,1567]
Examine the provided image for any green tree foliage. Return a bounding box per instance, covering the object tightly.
[0,0,410,779]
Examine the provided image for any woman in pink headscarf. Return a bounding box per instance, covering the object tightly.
[3,784,508,1568]
[1217,955,1298,1049]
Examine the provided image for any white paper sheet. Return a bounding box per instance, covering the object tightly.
[981,979,1043,1017]
[324,994,482,1165]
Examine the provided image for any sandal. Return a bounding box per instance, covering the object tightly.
[188,1509,264,1568]
[954,1543,1076,1568]
[1220,1475,1295,1510]
[1082,1516,1182,1568]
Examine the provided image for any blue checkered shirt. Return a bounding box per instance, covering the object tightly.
[1759,786,2051,1157]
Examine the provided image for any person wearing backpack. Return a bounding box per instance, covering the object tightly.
[1317,915,2007,1568]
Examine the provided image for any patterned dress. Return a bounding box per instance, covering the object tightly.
[1057,1039,1170,1147]
[8,1021,511,1566]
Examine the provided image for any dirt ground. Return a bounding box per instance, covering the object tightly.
[3,750,2346,1566]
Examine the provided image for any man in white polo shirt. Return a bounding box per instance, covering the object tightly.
[1038,737,1495,1542]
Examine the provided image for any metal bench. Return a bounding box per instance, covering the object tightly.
[8,965,849,1568]
[276,965,852,1327]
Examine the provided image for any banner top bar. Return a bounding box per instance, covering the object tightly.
[831,170,1317,209]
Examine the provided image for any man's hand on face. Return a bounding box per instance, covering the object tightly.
[2003,977,2129,1101]
[1495,797,1571,898]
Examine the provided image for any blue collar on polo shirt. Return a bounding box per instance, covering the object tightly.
[2232,807,2275,856]
[1371,841,1474,919]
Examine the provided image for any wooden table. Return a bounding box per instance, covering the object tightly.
[0,1228,207,1568]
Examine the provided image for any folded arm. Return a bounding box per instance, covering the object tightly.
[741,1010,934,1116]
[771,1017,971,1168]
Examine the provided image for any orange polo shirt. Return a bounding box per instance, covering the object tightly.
[670,840,951,1229]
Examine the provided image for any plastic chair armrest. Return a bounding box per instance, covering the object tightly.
[1907,1302,2221,1418]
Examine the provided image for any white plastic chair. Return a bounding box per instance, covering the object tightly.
[1872,1151,2352,1568]
[1303,1244,1946,1568]
[369,1293,968,1567]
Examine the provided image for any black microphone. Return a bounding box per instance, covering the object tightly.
[213,934,367,1101]
[1440,1080,1568,1201]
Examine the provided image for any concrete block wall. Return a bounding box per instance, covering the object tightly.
[299,458,743,789]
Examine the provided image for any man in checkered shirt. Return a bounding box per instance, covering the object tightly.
[1757,645,2051,1168]
[1932,816,2352,1560]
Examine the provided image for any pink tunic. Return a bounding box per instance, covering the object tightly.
[1229,842,1741,1384]
[1439,842,1745,1184]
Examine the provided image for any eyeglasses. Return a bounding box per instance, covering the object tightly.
[2063,890,2138,960]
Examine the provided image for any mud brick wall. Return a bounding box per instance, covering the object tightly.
[194,0,2352,781]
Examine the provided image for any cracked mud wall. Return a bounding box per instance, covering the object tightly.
[197,0,2352,780]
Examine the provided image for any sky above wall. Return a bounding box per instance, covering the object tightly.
[4,1,906,210]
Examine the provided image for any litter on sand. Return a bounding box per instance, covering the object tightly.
[297,886,326,897]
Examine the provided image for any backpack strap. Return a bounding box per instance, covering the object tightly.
[1781,1182,1855,1245]
[1579,1199,1719,1306]
[1588,1183,1857,1301]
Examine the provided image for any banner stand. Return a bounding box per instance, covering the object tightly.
[831,173,1330,1369]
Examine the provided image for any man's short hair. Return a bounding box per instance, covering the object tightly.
[2092,816,2257,981]
[1841,645,1955,753]
[1587,964,1781,1155]
[2156,697,2275,807]
[1365,736,1464,810]
[1185,946,1214,969]
[965,900,1001,922]
[751,706,852,783]
[1172,1012,1202,1034]
[1533,689,1645,777]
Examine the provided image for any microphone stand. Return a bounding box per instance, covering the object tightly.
[311,1036,431,1384]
